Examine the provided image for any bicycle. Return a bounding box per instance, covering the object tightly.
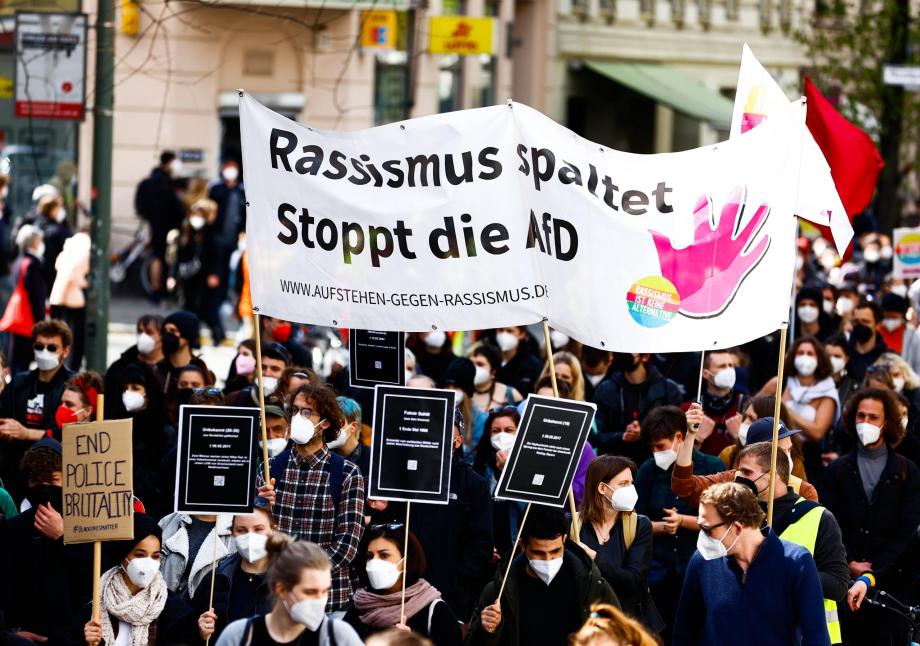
[863,587,920,645]
[110,221,157,298]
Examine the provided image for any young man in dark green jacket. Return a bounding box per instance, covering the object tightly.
[466,507,619,646]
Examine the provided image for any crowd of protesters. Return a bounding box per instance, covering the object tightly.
[0,157,919,645]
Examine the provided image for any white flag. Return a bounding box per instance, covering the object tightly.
[731,43,853,255]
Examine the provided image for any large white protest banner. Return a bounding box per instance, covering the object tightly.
[240,93,807,352]
[731,43,853,254]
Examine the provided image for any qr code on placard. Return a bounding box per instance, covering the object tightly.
[214,475,225,487]
[532,474,545,486]
[375,361,382,369]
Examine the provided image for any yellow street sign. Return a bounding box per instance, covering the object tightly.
[428,16,494,55]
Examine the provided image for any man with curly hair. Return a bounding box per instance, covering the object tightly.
[820,387,920,644]
[258,383,365,614]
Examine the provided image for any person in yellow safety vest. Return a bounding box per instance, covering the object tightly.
[734,419,849,644]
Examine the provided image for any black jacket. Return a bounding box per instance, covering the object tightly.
[191,554,269,643]
[0,507,92,644]
[35,216,72,287]
[466,543,619,646]
[769,492,849,603]
[592,366,682,458]
[0,365,74,498]
[411,457,494,619]
[578,515,664,632]
[495,349,543,397]
[820,447,920,591]
[134,167,185,235]
[208,182,247,250]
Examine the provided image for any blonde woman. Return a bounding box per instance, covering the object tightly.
[570,603,661,646]
[538,351,587,401]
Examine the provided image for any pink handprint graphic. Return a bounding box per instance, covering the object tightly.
[650,186,771,318]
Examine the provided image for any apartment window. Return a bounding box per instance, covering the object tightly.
[375,52,408,125]
[439,54,463,113]
[599,0,616,20]
[478,54,496,106]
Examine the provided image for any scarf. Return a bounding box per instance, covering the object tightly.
[352,579,442,628]
[99,566,168,646]
[786,376,840,423]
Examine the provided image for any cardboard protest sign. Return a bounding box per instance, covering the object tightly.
[894,227,920,279]
[175,405,260,515]
[62,419,134,544]
[349,329,406,389]
[369,386,455,504]
[495,396,595,507]
[241,93,808,352]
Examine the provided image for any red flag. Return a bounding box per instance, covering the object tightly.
[804,77,884,218]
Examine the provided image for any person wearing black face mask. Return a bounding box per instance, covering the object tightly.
[154,311,210,406]
[847,300,887,383]
[0,438,92,645]
[593,353,683,464]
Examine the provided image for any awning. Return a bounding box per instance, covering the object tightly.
[584,60,734,130]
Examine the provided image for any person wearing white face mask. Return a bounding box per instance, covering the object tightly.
[794,287,834,342]
[634,405,723,638]
[672,482,829,646]
[177,198,228,345]
[0,320,74,500]
[877,292,920,377]
[208,160,247,328]
[767,337,839,479]
[34,195,73,289]
[470,506,618,646]
[217,537,363,646]
[225,342,292,408]
[695,350,745,456]
[492,326,543,396]
[82,514,190,646]
[408,331,456,385]
[343,524,462,644]
[576,456,664,633]
[257,384,366,614]
[196,506,276,643]
[821,387,920,645]
[104,314,165,417]
[469,344,523,423]
[330,396,369,478]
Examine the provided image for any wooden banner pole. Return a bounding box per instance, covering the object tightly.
[252,313,272,486]
[205,527,220,646]
[91,394,105,636]
[766,323,789,527]
[400,502,412,625]
[541,321,581,541]
[495,502,531,603]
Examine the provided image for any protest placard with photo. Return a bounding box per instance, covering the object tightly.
[368,386,455,504]
[174,405,260,515]
[62,419,134,544]
[495,395,595,507]
[349,329,406,389]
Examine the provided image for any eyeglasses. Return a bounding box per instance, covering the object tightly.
[697,521,728,537]
[286,405,317,419]
[490,405,518,415]
[370,522,405,532]
[193,388,222,396]
[33,342,60,353]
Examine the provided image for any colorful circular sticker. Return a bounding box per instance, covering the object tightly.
[896,232,920,266]
[626,276,680,328]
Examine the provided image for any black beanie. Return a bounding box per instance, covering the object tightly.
[102,513,163,570]
[881,292,909,315]
[164,310,200,348]
[441,358,476,397]
[796,286,823,307]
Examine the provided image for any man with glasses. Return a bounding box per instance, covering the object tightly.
[258,383,365,615]
[0,320,74,500]
[672,482,829,646]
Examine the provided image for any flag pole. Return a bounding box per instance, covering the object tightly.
[766,323,788,527]
[91,394,105,645]
[252,313,272,486]
[400,502,411,625]
[495,503,531,603]
[542,320,580,540]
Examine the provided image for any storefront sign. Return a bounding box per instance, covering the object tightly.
[428,16,494,55]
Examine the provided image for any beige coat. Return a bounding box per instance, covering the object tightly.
[50,232,90,308]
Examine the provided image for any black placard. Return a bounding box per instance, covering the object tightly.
[174,405,260,515]
[369,386,455,504]
[494,396,595,507]
[349,330,406,389]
